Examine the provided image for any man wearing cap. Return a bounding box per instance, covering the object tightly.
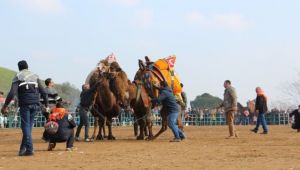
[1,60,48,156]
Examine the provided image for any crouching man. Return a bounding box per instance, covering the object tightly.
[44,103,76,151]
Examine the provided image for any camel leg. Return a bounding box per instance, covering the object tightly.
[136,117,146,140]
[177,112,184,132]
[103,117,107,138]
[91,117,98,140]
[96,116,105,140]
[146,118,154,140]
[133,116,138,136]
[153,112,168,139]
[107,117,116,140]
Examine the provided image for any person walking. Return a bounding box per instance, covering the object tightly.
[1,60,48,156]
[219,80,238,139]
[251,87,268,134]
[152,81,185,142]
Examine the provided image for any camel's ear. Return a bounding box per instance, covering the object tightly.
[145,56,151,63]
[138,59,146,70]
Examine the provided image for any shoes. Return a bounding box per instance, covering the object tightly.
[75,137,80,141]
[250,129,258,133]
[226,136,236,139]
[261,131,268,135]
[85,138,93,142]
[169,138,181,142]
[19,149,34,156]
[180,135,186,140]
[48,143,56,151]
[66,147,77,151]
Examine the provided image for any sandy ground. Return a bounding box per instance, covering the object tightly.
[0,125,300,170]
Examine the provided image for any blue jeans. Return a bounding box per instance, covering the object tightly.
[19,104,39,153]
[75,106,90,139]
[255,113,268,132]
[168,112,185,139]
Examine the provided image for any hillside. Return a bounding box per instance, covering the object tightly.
[0,66,16,95]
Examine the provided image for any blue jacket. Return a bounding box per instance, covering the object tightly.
[152,86,179,113]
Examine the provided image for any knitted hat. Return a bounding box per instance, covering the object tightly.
[18,60,28,71]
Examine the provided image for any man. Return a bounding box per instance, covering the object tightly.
[289,105,300,132]
[75,82,99,142]
[219,80,238,139]
[1,60,48,156]
[45,103,76,151]
[44,78,62,104]
[152,81,185,142]
[41,78,62,141]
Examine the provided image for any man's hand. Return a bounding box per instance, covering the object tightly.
[1,106,8,116]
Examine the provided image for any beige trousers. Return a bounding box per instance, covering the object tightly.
[226,111,237,136]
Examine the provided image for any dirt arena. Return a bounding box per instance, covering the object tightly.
[1,125,300,170]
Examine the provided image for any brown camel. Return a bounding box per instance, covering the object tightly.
[137,57,184,140]
[92,72,121,140]
[127,77,153,140]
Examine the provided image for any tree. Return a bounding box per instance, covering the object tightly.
[190,93,222,109]
[54,82,81,110]
[281,72,300,109]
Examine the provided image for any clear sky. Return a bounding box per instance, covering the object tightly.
[1,0,300,107]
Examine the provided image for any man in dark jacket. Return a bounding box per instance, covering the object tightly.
[289,105,300,132]
[1,60,48,156]
[152,81,185,142]
[251,87,268,134]
[75,82,99,142]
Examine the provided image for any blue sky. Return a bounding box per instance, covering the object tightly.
[1,0,300,107]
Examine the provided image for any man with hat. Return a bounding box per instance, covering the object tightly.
[1,60,49,156]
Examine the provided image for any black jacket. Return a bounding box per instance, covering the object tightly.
[80,82,99,107]
[49,114,76,141]
[4,75,48,107]
[290,109,300,125]
[255,95,268,114]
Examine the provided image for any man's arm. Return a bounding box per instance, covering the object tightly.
[3,81,18,108]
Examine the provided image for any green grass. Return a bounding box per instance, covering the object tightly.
[0,66,16,96]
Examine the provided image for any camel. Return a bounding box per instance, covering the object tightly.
[127,76,153,140]
[135,57,184,140]
[89,61,130,140]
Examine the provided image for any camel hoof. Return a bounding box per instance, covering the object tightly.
[146,136,155,141]
[96,135,104,140]
[136,135,144,140]
[107,136,116,140]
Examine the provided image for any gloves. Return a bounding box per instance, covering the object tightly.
[1,106,8,116]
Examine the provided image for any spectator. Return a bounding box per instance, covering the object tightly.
[218,80,238,139]
[1,60,48,156]
[251,87,268,134]
[289,105,300,132]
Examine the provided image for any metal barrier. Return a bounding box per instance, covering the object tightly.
[0,111,292,128]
